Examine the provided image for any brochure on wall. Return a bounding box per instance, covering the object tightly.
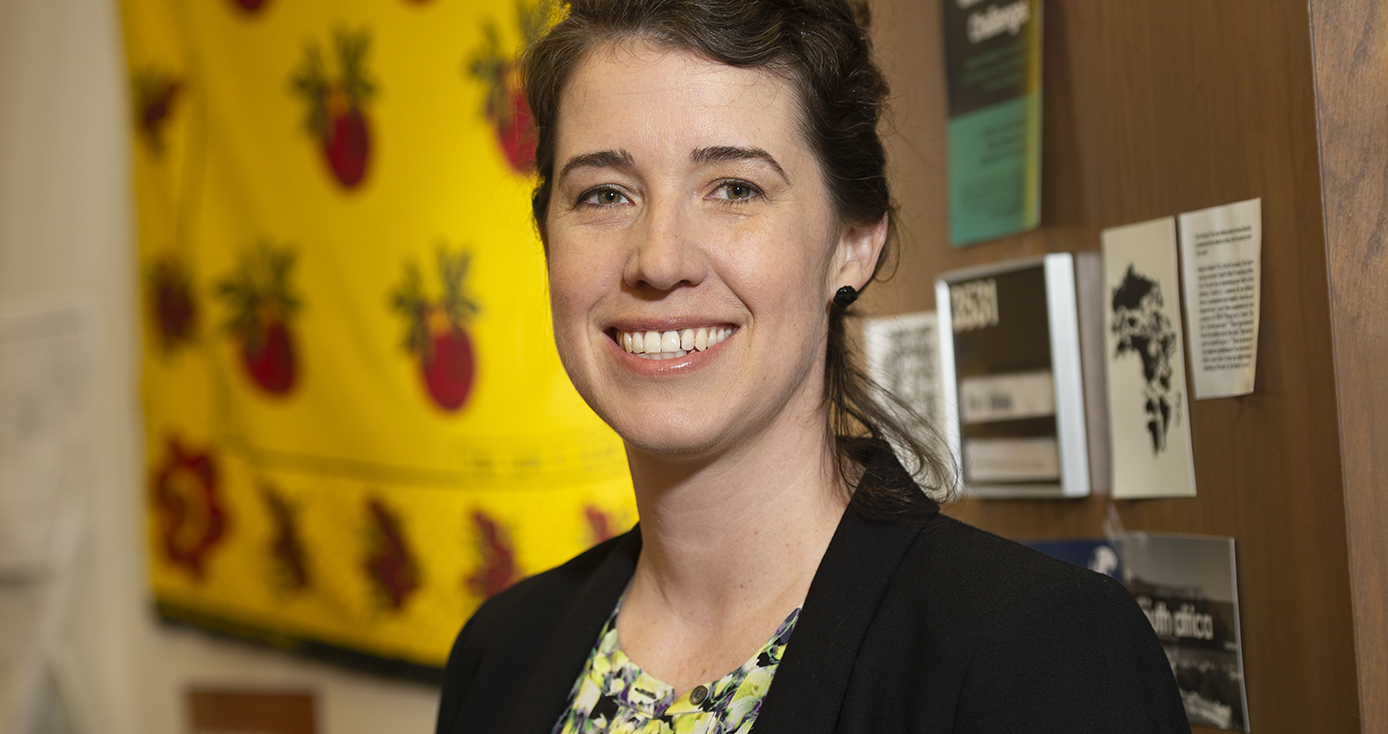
[863,312,945,483]
[863,311,944,429]
[1101,218,1198,498]
[1023,538,1121,579]
[1121,533,1249,732]
[1178,198,1262,399]
[936,254,1090,497]
[940,0,1043,245]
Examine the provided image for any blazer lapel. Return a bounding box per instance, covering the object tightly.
[502,527,642,734]
[753,451,939,734]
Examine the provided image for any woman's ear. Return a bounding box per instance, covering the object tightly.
[832,213,889,294]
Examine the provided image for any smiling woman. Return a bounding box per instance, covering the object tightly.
[436,2,1188,733]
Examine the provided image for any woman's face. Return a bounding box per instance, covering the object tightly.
[545,42,881,458]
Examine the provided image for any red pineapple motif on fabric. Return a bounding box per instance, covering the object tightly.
[215,242,302,395]
[391,247,479,411]
[292,28,376,189]
[466,510,520,598]
[151,437,227,579]
[467,0,552,173]
[364,497,422,611]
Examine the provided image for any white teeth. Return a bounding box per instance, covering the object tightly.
[617,326,732,357]
[635,349,688,360]
[661,331,681,352]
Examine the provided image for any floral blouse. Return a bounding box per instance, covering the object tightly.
[550,603,801,734]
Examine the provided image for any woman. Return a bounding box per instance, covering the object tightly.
[437,1,1187,732]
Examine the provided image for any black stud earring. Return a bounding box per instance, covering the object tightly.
[833,285,858,308]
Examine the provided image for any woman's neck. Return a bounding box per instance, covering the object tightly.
[623,410,847,623]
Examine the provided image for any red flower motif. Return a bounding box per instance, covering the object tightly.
[151,437,227,579]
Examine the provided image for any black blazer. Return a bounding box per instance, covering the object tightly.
[437,453,1189,734]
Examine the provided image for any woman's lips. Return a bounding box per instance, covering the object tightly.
[611,325,734,360]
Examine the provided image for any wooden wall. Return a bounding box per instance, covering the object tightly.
[1310,0,1388,731]
[866,1,1371,731]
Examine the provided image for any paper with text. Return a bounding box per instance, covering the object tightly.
[1178,199,1261,399]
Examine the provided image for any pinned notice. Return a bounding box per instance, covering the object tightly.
[1102,217,1197,498]
[1178,199,1262,399]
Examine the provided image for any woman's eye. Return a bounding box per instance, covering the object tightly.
[714,181,760,202]
[579,188,629,207]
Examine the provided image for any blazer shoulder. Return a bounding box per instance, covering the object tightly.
[898,515,1187,732]
[435,530,634,734]
[906,513,1127,604]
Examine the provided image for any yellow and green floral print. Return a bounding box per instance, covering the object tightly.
[551,603,800,734]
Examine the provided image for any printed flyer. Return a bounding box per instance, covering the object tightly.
[862,311,944,430]
[940,0,1043,245]
[863,312,945,483]
[936,255,1090,497]
[1122,533,1249,732]
[1101,217,1197,498]
[1178,198,1262,399]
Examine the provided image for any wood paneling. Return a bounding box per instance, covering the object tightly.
[1310,1,1388,730]
[867,1,1364,731]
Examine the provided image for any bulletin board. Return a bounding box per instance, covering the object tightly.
[121,0,634,678]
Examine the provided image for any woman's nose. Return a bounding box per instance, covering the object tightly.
[623,196,705,293]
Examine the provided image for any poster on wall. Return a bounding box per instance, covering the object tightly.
[121,0,634,679]
[940,0,1043,246]
[1178,198,1262,400]
[863,311,944,484]
[936,255,1090,498]
[1101,218,1197,498]
[1121,533,1249,732]
[863,311,944,430]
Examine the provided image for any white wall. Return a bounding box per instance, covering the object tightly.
[0,1,441,731]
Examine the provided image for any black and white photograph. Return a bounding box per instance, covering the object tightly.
[1121,533,1249,732]
[1101,218,1198,498]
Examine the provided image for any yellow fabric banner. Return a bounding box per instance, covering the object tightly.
[121,0,634,676]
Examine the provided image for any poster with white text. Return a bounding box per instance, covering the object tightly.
[1122,533,1248,732]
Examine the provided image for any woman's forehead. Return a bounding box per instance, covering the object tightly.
[555,41,807,164]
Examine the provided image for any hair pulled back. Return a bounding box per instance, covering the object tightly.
[522,0,954,507]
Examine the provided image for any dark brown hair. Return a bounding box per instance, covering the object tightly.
[522,0,955,507]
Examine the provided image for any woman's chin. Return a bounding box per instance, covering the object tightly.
[612,414,741,461]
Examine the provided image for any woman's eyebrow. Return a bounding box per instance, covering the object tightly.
[691,146,789,183]
[558,149,635,183]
